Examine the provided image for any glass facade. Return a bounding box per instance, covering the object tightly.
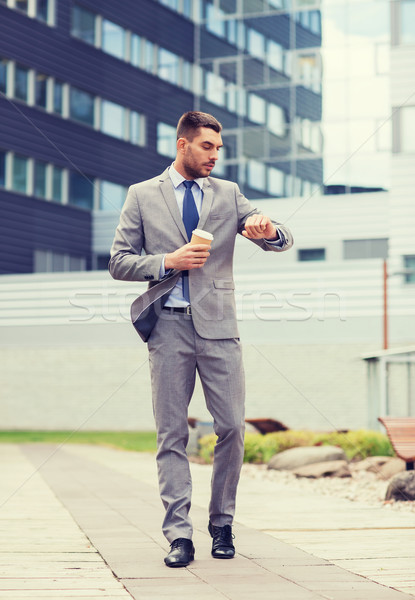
[152,0,394,198]
[321,0,390,194]
[193,0,323,197]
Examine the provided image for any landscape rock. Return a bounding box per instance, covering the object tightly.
[351,456,405,480]
[377,458,406,480]
[385,471,415,501]
[351,456,392,473]
[267,445,347,471]
[293,460,351,479]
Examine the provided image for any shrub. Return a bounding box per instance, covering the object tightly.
[312,429,394,461]
[198,433,217,463]
[197,429,394,464]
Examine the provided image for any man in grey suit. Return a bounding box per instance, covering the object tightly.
[109,111,293,568]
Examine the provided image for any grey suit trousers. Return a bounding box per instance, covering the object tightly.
[148,309,245,543]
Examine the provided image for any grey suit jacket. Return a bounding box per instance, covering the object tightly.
[109,168,294,340]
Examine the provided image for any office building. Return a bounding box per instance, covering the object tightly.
[0,0,322,274]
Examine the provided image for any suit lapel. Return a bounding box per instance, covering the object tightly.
[159,170,188,242]
[198,178,214,232]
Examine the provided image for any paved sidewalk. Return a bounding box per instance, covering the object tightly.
[0,444,414,600]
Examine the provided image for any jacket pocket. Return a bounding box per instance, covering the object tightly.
[213,279,235,290]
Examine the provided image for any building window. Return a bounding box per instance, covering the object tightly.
[248,93,266,124]
[71,5,96,45]
[1,0,54,24]
[404,255,415,283]
[158,48,180,85]
[144,40,155,73]
[69,172,94,209]
[0,150,5,187]
[213,145,226,176]
[34,249,86,273]
[131,34,142,67]
[401,0,415,45]
[100,180,126,211]
[36,0,49,22]
[69,87,95,126]
[295,52,321,93]
[343,238,388,260]
[247,160,266,191]
[102,19,126,60]
[96,254,110,270]
[205,71,225,107]
[268,103,285,137]
[53,79,63,115]
[15,0,28,14]
[130,111,145,145]
[101,99,125,139]
[298,248,326,261]
[160,0,179,10]
[157,122,177,158]
[69,255,86,271]
[247,28,265,60]
[267,40,284,71]
[12,154,29,193]
[52,165,63,202]
[34,73,48,109]
[183,0,192,18]
[14,64,29,102]
[206,2,226,38]
[34,160,48,198]
[268,166,285,196]
[182,59,192,90]
[0,58,7,94]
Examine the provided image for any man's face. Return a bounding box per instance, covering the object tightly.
[179,127,223,179]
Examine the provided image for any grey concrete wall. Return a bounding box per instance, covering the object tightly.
[1,340,381,432]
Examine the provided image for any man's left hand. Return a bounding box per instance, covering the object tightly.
[242,215,279,240]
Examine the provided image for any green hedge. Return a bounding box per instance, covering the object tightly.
[198,429,394,464]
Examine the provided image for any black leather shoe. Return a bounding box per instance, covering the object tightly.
[208,522,235,559]
[164,538,195,568]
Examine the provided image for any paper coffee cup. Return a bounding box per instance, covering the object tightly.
[191,229,214,247]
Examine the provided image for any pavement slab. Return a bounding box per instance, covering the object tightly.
[1,443,414,599]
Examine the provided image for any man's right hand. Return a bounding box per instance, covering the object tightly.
[165,243,210,271]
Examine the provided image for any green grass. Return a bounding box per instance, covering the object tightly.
[0,431,157,453]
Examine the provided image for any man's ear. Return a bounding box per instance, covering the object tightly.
[177,137,187,154]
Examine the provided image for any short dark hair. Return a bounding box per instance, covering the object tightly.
[176,111,222,141]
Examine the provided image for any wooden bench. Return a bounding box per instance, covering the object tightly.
[378,417,415,470]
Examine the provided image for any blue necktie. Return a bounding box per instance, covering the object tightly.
[182,180,199,302]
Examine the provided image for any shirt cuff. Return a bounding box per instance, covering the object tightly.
[265,228,284,247]
[159,255,173,279]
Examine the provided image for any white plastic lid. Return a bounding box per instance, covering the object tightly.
[192,229,214,241]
